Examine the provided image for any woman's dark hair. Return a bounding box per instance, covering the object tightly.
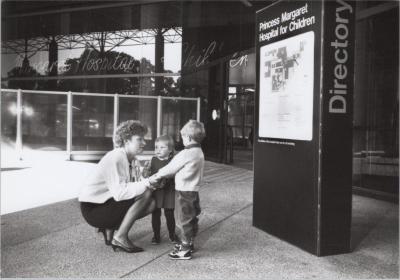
[113,120,147,148]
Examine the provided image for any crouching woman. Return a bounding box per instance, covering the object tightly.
[79,120,156,253]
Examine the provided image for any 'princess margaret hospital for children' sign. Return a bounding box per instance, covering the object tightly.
[257,1,353,142]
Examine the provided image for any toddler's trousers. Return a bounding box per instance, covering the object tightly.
[151,208,175,238]
[175,191,201,244]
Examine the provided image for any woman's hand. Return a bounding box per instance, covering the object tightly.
[149,173,161,185]
[147,184,158,191]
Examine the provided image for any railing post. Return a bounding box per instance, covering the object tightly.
[66,91,72,160]
[157,96,162,137]
[16,89,23,160]
[197,97,201,121]
[113,94,119,141]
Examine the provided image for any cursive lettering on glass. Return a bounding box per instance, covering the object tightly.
[229,54,248,68]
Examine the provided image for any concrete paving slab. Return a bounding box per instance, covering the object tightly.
[1,199,82,247]
[1,162,254,277]
[1,161,398,279]
[130,205,398,279]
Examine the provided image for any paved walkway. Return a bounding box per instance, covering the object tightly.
[1,161,398,278]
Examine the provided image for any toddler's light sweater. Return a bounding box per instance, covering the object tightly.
[157,146,204,192]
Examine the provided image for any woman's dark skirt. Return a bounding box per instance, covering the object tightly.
[80,197,136,230]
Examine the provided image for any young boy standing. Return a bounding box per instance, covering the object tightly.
[150,120,205,260]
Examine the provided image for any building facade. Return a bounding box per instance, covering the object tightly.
[1,1,398,200]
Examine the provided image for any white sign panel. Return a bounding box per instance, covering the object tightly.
[258,31,314,141]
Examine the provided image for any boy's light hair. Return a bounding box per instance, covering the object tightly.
[180,120,206,143]
[155,135,175,151]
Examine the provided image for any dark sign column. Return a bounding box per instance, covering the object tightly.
[253,0,355,256]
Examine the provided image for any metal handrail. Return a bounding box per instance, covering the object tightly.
[1,89,200,101]
[114,94,158,99]
[1,89,67,95]
[161,96,201,101]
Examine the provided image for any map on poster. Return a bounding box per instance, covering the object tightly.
[258,31,314,141]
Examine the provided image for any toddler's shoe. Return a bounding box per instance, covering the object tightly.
[173,241,194,253]
[168,244,192,260]
[151,236,160,245]
[169,233,179,244]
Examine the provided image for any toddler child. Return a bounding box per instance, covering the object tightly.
[150,120,205,260]
[143,135,177,244]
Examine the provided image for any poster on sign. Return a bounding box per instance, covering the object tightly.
[258,31,314,141]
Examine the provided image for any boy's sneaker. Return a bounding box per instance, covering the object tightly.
[168,244,192,260]
[151,236,160,245]
[173,242,195,253]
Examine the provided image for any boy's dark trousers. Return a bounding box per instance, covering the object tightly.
[175,191,201,244]
[151,208,175,239]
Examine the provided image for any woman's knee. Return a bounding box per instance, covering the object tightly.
[148,199,156,213]
[142,188,153,200]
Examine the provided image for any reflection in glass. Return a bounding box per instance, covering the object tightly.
[22,93,67,151]
[161,99,197,145]
[72,95,114,151]
[1,92,17,158]
[119,97,157,151]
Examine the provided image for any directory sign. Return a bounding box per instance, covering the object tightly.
[254,0,355,256]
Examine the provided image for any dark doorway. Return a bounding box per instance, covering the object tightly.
[203,63,226,163]
[226,50,256,170]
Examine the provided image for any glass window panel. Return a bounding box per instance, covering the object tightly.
[22,93,67,151]
[227,87,254,147]
[161,99,198,144]
[58,76,144,95]
[119,96,157,151]
[1,91,17,160]
[4,29,181,79]
[244,89,255,141]
[72,95,114,151]
[353,8,399,195]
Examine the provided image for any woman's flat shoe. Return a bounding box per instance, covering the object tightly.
[111,238,144,253]
[98,228,113,246]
